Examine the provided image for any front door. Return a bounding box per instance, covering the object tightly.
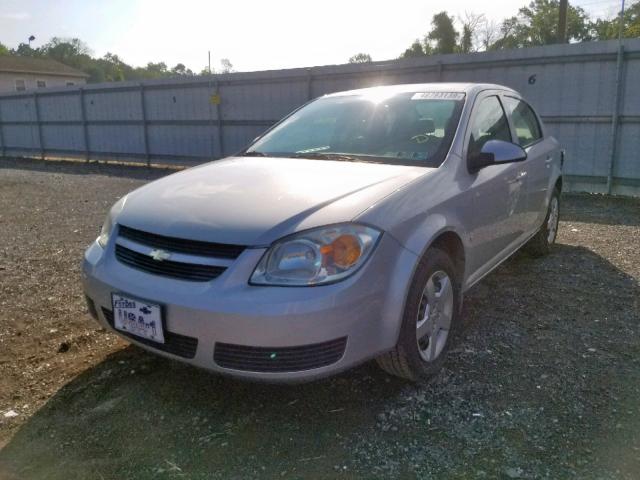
[462,94,528,277]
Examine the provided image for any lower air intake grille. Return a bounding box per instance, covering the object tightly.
[115,244,225,282]
[213,337,347,373]
[102,308,198,359]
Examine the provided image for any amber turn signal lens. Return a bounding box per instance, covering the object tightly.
[321,234,362,268]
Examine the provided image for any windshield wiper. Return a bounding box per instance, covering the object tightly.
[242,151,379,163]
[290,152,367,162]
[241,151,268,157]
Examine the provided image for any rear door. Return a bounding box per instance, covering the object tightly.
[501,96,554,230]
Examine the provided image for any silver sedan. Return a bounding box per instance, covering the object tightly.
[82,83,562,382]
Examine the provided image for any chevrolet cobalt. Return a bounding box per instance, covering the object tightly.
[82,83,562,382]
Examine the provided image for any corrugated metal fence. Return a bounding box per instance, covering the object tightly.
[0,39,638,195]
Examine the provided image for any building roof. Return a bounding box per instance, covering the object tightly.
[0,56,89,78]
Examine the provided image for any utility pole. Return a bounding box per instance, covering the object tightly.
[208,51,211,75]
[616,0,626,44]
[606,0,627,194]
[558,0,568,43]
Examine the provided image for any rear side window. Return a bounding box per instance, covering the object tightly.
[468,96,511,156]
[503,97,542,147]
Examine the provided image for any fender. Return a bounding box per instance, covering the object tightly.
[357,156,472,284]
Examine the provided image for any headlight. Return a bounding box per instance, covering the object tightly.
[97,214,113,248]
[97,196,127,248]
[250,223,381,286]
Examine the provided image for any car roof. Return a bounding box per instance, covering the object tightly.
[324,83,518,98]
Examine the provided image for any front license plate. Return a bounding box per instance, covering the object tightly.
[111,293,165,344]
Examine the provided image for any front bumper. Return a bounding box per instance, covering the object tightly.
[82,233,417,382]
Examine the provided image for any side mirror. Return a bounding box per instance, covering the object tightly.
[468,140,527,173]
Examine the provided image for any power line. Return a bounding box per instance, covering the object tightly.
[573,0,624,10]
[574,0,620,6]
[573,0,627,18]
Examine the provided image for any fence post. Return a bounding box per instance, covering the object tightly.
[0,99,5,158]
[139,83,151,166]
[33,92,45,160]
[207,75,216,159]
[79,88,90,161]
[307,68,313,100]
[606,45,625,194]
[214,79,225,158]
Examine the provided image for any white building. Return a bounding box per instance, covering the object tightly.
[0,56,88,93]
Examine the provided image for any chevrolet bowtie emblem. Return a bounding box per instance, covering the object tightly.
[149,249,171,261]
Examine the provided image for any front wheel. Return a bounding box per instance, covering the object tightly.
[376,248,461,381]
[524,187,560,257]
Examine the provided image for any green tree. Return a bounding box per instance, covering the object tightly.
[400,39,428,58]
[13,43,41,56]
[590,1,640,40]
[427,12,459,54]
[459,25,473,53]
[135,61,169,79]
[171,63,194,76]
[95,53,131,82]
[348,53,372,63]
[492,0,589,48]
[1,33,231,83]
[41,37,92,69]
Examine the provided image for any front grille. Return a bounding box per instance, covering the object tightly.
[119,225,245,259]
[214,337,347,373]
[102,308,198,359]
[115,244,226,281]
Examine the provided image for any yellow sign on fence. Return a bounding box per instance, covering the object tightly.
[209,94,221,105]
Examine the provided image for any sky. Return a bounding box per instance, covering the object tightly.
[0,0,627,73]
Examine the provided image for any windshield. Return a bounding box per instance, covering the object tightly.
[244,91,465,167]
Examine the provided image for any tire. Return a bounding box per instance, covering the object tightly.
[524,187,560,257]
[376,248,462,381]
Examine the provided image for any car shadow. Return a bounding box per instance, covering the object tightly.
[1,243,639,479]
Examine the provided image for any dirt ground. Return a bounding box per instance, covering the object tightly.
[0,158,639,480]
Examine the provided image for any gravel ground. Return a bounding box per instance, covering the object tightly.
[0,158,639,479]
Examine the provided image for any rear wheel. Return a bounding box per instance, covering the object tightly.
[376,248,461,381]
[524,187,560,257]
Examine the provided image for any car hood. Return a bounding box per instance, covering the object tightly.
[117,156,431,246]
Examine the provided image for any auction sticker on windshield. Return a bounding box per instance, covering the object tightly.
[411,92,465,100]
[111,293,165,343]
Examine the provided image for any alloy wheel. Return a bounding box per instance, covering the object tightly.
[416,270,454,362]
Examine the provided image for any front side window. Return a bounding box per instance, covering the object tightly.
[502,97,542,147]
[245,90,465,167]
[15,79,26,91]
[467,96,511,157]
[36,80,47,88]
